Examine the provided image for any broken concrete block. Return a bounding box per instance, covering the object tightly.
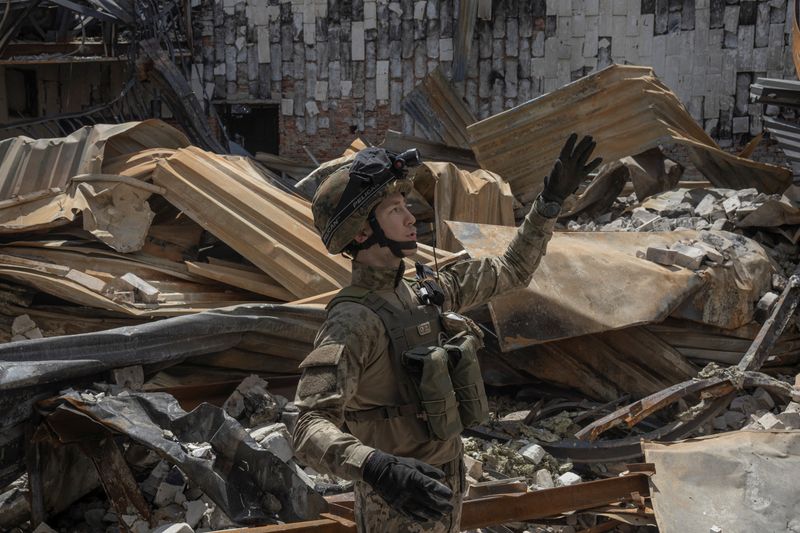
[464,455,483,480]
[500,410,530,423]
[224,375,285,426]
[11,314,37,335]
[258,427,293,462]
[722,195,741,216]
[694,194,724,218]
[141,461,172,498]
[777,412,800,429]
[184,500,207,529]
[631,207,658,228]
[752,387,776,410]
[155,469,186,508]
[710,218,735,231]
[754,292,779,323]
[25,328,43,339]
[519,443,546,465]
[645,246,677,266]
[699,231,735,251]
[724,410,745,429]
[692,241,724,263]
[736,188,759,202]
[66,269,108,293]
[758,412,784,430]
[784,401,800,414]
[188,444,212,459]
[730,395,760,416]
[534,468,554,489]
[670,243,706,270]
[710,526,723,533]
[119,273,160,304]
[32,524,59,533]
[556,472,581,486]
[111,365,144,390]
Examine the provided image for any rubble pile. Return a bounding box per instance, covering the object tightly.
[1,65,799,532]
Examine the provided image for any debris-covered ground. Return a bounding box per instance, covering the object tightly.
[1,60,800,532]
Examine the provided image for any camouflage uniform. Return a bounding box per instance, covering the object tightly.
[293,208,556,532]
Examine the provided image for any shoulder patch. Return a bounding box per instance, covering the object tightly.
[299,344,344,369]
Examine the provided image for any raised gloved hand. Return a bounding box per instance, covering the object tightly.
[362,450,454,522]
[541,133,603,205]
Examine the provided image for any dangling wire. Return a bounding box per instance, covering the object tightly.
[432,221,440,280]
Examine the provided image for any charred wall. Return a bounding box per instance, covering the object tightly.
[195,0,797,161]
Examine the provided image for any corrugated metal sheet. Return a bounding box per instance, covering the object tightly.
[467,65,793,204]
[447,220,773,351]
[750,77,800,107]
[0,120,189,201]
[763,117,800,179]
[402,68,476,149]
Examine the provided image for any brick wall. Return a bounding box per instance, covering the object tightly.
[196,0,797,162]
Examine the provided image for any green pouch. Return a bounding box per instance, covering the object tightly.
[446,334,489,428]
[402,345,464,441]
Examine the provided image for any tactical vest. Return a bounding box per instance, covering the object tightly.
[327,284,489,441]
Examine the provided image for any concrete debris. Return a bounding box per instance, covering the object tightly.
[224,375,288,427]
[0,40,798,533]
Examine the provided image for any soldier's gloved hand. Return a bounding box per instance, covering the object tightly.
[541,133,603,205]
[362,450,454,522]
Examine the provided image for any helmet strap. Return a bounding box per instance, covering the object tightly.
[367,212,417,258]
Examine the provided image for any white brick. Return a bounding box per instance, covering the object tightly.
[314,80,328,100]
[351,21,365,61]
[257,27,270,63]
[364,1,377,30]
[376,60,389,100]
[414,1,426,20]
[439,38,453,61]
[305,100,319,116]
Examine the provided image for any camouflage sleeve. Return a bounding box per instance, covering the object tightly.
[292,302,383,481]
[438,207,556,314]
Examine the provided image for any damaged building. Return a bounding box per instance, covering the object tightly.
[1,0,800,532]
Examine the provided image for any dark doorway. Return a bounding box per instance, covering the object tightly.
[219,103,279,155]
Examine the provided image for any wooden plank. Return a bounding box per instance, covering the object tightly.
[185,261,294,301]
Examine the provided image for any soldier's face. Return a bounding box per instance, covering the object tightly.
[374,192,417,248]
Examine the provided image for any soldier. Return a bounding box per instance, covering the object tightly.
[293,134,601,532]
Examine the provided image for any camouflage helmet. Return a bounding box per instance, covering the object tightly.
[312,148,416,254]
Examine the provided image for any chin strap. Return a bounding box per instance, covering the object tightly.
[349,210,417,258]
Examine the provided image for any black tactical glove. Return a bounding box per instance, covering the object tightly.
[541,133,603,205]
[362,450,454,522]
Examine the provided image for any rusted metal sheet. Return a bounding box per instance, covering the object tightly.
[738,264,800,371]
[575,372,795,442]
[413,162,514,252]
[79,437,152,526]
[449,221,773,350]
[467,65,792,203]
[402,68,476,149]
[460,473,650,529]
[153,147,351,299]
[0,120,188,202]
[229,474,650,532]
[449,221,700,350]
[643,431,800,533]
